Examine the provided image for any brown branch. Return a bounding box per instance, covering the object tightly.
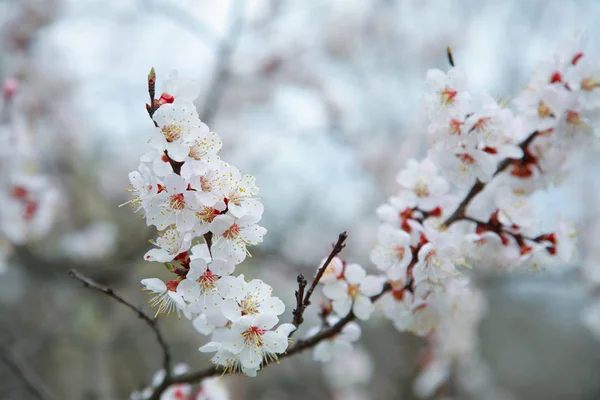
[1,347,57,400]
[442,130,540,227]
[68,270,172,379]
[149,280,393,398]
[291,274,308,326]
[291,231,348,330]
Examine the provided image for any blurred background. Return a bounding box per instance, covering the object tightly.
[2,0,600,399]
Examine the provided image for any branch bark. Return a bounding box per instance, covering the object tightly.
[68,270,172,379]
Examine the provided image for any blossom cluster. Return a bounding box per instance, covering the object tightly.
[366,35,599,396]
[130,364,228,400]
[128,70,295,377]
[0,77,58,271]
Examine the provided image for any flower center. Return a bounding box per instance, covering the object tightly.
[188,141,205,160]
[223,223,240,240]
[395,246,406,261]
[440,87,457,105]
[161,124,183,142]
[449,119,463,135]
[538,101,553,118]
[199,270,217,291]
[566,110,583,126]
[242,326,265,347]
[471,117,491,132]
[549,71,563,84]
[196,207,220,224]
[581,77,600,91]
[458,153,475,165]
[347,284,360,299]
[169,193,186,210]
[200,176,212,192]
[413,179,430,198]
[240,296,260,315]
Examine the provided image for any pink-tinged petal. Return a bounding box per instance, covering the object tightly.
[322,280,348,300]
[353,295,374,321]
[332,297,352,317]
[344,263,366,284]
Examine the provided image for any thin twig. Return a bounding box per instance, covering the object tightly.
[291,231,348,329]
[291,274,308,326]
[1,347,57,400]
[151,282,394,395]
[442,130,540,227]
[68,270,172,379]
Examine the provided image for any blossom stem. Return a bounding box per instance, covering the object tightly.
[442,130,540,227]
[291,232,348,330]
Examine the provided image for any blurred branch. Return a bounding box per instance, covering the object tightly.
[145,1,216,46]
[68,269,172,379]
[1,346,57,400]
[200,0,244,124]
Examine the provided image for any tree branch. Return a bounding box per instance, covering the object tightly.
[442,130,540,227]
[291,231,348,329]
[1,346,57,400]
[68,270,172,379]
[149,281,393,398]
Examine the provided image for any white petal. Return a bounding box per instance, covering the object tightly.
[141,278,166,293]
[332,297,352,317]
[262,331,290,354]
[338,321,361,342]
[353,295,374,321]
[344,263,366,284]
[322,280,348,300]
[360,276,385,297]
[259,296,285,316]
[220,298,242,322]
[210,259,236,276]
[143,248,173,263]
